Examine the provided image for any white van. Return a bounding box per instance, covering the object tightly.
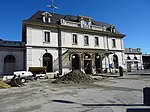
[3,71,33,83]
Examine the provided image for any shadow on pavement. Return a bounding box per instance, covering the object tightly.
[52,99,147,107]
[127,108,150,112]
[52,100,75,104]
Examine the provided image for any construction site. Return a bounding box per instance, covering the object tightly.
[0,71,150,112]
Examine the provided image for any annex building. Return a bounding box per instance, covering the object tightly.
[0,10,128,76]
[0,39,25,75]
[124,48,143,72]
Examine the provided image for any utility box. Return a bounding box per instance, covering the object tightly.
[143,87,150,105]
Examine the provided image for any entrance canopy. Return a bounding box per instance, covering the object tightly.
[67,48,113,59]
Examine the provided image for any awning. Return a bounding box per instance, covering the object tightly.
[67,48,113,54]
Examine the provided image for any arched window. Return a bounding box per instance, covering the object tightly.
[84,54,92,74]
[134,56,137,60]
[72,54,80,70]
[127,56,131,60]
[95,54,102,73]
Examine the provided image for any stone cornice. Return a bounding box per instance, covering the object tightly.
[25,44,124,52]
[23,20,126,38]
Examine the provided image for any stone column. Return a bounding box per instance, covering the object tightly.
[58,28,62,75]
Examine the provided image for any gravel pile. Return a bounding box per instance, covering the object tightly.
[52,70,94,84]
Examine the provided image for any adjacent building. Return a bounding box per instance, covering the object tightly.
[142,54,150,69]
[0,39,25,76]
[22,10,126,74]
[124,48,143,72]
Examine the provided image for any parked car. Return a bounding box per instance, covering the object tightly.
[13,71,33,83]
[3,71,33,83]
[35,73,48,79]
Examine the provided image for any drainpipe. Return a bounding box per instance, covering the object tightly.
[58,28,62,75]
[106,35,111,73]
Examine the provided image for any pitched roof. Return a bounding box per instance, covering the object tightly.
[125,48,142,54]
[27,10,121,34]
[28,10,64,24]
[0,39,25,48]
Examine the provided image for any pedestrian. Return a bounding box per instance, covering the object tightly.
[10,75,20,87]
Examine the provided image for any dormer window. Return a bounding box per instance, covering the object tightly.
[129,48,132,52]
[42,12,52,23]
[110,25,116,33]
[112,26,116,33]
[107,25,116,33]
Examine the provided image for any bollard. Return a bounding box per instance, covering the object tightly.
[119,66,123,76]
[143,87,150,105]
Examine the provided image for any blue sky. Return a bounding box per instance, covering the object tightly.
[0,0,150,53]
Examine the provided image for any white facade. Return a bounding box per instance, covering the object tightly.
[23,11,126,74]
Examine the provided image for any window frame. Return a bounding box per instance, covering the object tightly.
[112,38,116,48]
[43,31,50,43]
[84,35,89,46]
[72,34,78,45]
[95,37,99,46]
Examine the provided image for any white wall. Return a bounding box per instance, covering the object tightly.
[26,25,125,73]
[26,27,58,47]
[26,47,58,71]
[125,53,143,70]
[61,31,112,50]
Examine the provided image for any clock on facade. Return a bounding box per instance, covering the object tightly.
[82,20,88,27]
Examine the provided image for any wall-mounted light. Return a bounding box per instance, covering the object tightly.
[85,55,88,59]
[96,55,100,59]
[45,49,48,53]
[72,55,75,59]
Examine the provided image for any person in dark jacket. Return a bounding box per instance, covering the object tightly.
[10,75,20,87]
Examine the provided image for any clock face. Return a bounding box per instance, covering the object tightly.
[83,20,88,27]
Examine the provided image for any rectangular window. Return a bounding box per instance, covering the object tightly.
[95,37,99,46]
[84,35,89,45]
[112,39,116,48]
[44,32,50,42]
[72,34,78,44]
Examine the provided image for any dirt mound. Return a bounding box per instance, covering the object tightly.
[52,70,94,84]
[0,80,11,89]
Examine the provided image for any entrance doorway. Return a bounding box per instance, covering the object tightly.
[4,55,16,75]
[134,62,139,70]
[95,54,102,73]
[113,55,119,69]
[134,57,138,70]
[127,62,132,72]
[43,53,53,72]
[84,54,92,74]
[72,54,80,70]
